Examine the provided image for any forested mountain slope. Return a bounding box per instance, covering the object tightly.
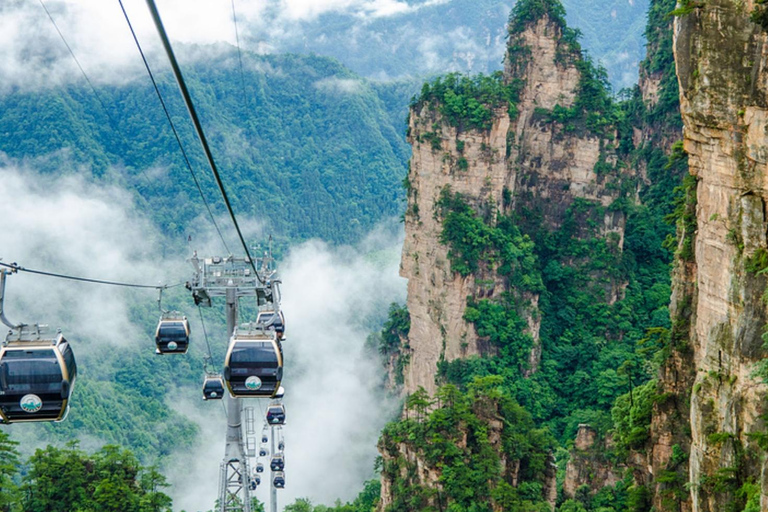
[0,51,410,246]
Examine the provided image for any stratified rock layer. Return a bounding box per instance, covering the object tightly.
[673,2,768,510]
[401,13,625,396]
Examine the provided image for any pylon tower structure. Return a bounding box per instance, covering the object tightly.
[188,254,281,512]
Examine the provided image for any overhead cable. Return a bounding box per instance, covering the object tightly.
[198,305,217,368]
[144,0,263,282]
[38,0,151,184]
[117,0,232,255]
[0,261,180,290]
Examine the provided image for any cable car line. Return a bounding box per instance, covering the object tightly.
[198,306,217,367]
[144,0,264,284]
[117,0,232,256]
[0,261,180,290]
[38,0,104,116]
[38,0,152,186]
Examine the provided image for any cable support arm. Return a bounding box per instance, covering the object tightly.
[0,268,24,329]
[144,0,263,283]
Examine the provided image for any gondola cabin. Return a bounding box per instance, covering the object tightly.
[202,375,225,400]
[273,472,285,489]
[223,325,282,398]
[255,463,264,473]
[256,310,285,340]
[266,403,286,425]
[270,454,285,472]
[155,314,190,354]
[0,331,77,423]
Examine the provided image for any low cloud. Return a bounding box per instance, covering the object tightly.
[164,224,406,510]
[261,225,404,505]
[0,158,177,346]
[313,76,364,95]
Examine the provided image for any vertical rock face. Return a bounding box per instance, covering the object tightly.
[401,109,512,395]
[673,2,768,510]
[400,8,627,396]
[563,425,626,499]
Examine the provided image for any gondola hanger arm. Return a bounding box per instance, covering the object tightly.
[0,268,25,330]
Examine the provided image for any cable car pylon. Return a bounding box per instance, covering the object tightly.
[188,253,285,512]
[221,286,251,512]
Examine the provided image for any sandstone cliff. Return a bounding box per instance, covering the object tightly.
[664,1,768,510]
[400,0,628,397]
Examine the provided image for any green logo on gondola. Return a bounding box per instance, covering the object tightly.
[168,341,178,351]
[20,394,42,413]
[245,376,262,390]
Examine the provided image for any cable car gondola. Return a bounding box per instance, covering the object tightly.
[223,324,282,398]
[202,374,225,400]
[270,454,285,472]
[0,329,77,423]
[259,447,268,457]
[155,313,190,354]
[273,472,285,489]
[256,310,285,340]
[266,403,286,425]
[255,463,264,473]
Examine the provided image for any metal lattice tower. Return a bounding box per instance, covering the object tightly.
[189,255,281,512]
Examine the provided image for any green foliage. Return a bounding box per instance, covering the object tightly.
[737,480,762,512]
[436,188,542,291]
[380,382,554,512]
[752,0,768,31]
[464,295,535,371]
[0,430,19,511]
[413,72,522,131]
[508,0,569,35]
[664,171,698,262]
[626,484,651,512]
[745,248,768,274]
[379,303,411,355]
[670,0,703,17]
[532,57,616,137]
[610,380,657,453]
[437,180,674,442]
[21,442,172,512]
[0,51,410,246]
[375,303,411,387]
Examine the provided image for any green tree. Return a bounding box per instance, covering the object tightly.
[0,430,19,512]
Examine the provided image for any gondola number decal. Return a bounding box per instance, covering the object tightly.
[245,376,262,390]
[20,394,42,413]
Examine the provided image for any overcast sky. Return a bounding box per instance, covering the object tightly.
[0,0,453,90]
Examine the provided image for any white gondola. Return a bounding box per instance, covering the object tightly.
[223,324,282,398]
[202,374,225,400]
[266,403,286,425]
[270,454,285,472]
[155,313,190,354]
[0,327,77,423]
